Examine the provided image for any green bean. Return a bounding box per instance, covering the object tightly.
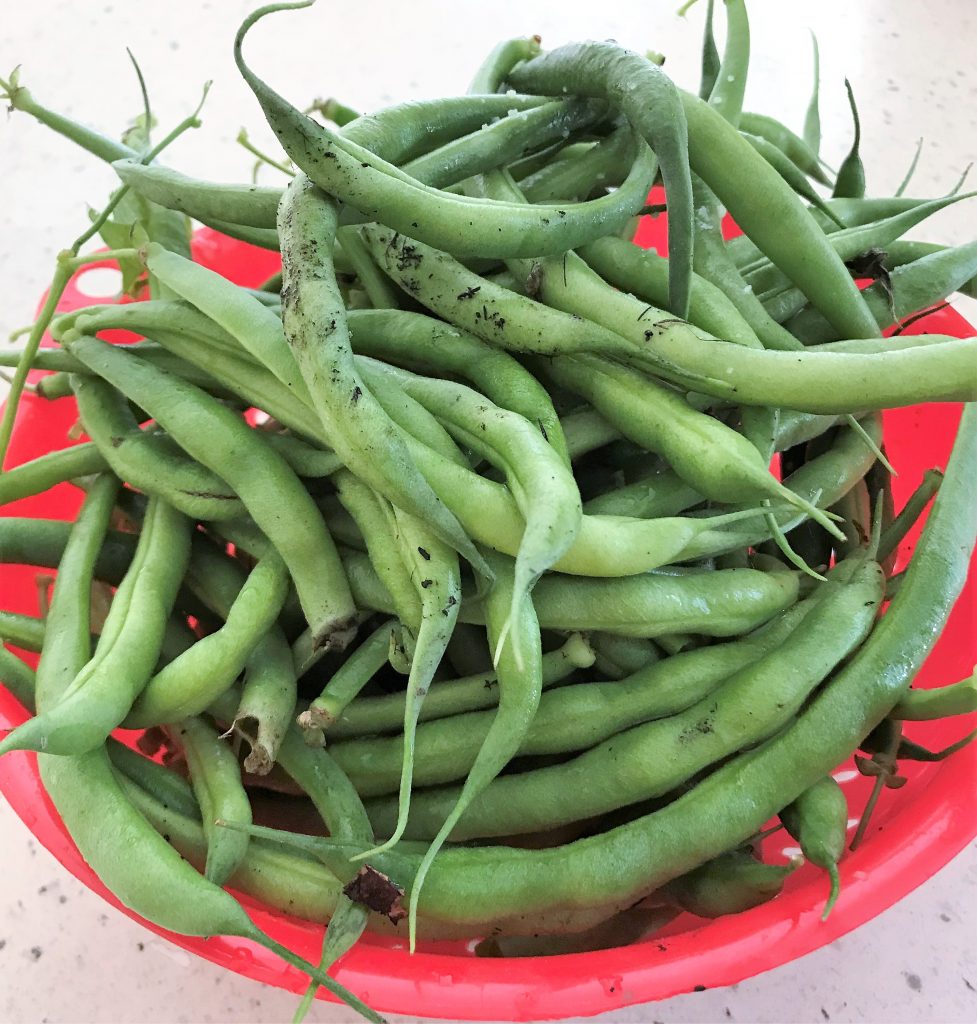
[589,634,659,679]
[232,623,297,774]
[468,35,541,93]
[336,229,398,309]
[581,235,763,348]
[682,416,883,561]
[891,671,977,721]
[299,619,397,730]
[632,323,977,412]
[0,516,134,591]
[362,225,630,359]
[373,360,581,638]
[742,133,844,226]
[123,550,289,728]
[0,645,36,710]
[113,161,281,226]
[0,443,108,507]
[407,548,543,947]
[581,468,702,518]
[0,612,46,652]
[327,633,594,739]
[780,775,847,918]
[467,563,800,638]
[403,98,610,191]
[519,124,634,203]
[278,174,484,574]
[738,111,832,185]
[663,849,798,918]
[166,715,252,885]
[63,331,356,649]
[107,741,201,821]
[357,361,468,467]
[363,554,881,840]
[681,94,877,339]
[877,469,943,563]
[877,240,977,299]
[370,507,460,856]
[334,470,422,629]
[688,176,801,351]
[803,33,822,156]
[89,319,325,442]
[705,0,749,127]
[560,409,621,460]
[73,376,246,522]
[697,0,721,99]
[750,193,977,322]
[508,40,693,316]
[0,494,190,758]
[832,80,866,199]
[346,95,548,163]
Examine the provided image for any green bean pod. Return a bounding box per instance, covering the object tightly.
[347,308,567,464]
[166,715,253,885]
[300,620,397,730]
[738,111,832,185]
[73,375,246,522]
[232,625,297,774]
[580,235,762,348]
[507,40,693,316]
[124,550,289,728]
[891,672,977,720]
[1,642,37,709]
[633,323,977,412]
[780,775,848,918]
[520,125,634,203]
[0,495,191,757]
[663,849,799,918]
[680,91,877,339]
[0,443,109,507]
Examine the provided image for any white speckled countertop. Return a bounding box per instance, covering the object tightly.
[1,1,975,1021]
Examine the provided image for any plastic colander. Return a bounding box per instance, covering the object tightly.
[1,215,974,1021]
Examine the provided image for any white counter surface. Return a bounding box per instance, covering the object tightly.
[1,1,975,1021]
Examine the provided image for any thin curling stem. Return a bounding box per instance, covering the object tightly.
[0,82,210,468]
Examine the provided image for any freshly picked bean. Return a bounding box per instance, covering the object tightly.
[1,2,974,1020]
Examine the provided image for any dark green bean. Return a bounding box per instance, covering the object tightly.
[663,849,798,918]
[508,40,694,316]
[832,80,866,199]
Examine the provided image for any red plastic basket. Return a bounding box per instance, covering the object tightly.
[1,221,974,1021]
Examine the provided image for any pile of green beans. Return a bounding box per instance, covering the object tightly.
[1,2,975,1019]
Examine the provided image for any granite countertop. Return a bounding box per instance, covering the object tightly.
[1,0,975,1021]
